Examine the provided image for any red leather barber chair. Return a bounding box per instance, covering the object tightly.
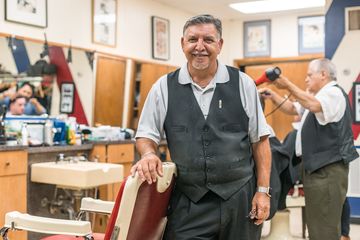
[1,162,176,240]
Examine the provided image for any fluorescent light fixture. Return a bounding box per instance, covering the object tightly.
[230,0,325,14]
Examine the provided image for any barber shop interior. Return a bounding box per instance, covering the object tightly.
[1,0,360,239]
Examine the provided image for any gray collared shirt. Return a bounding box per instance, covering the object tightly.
[135,62,270,145]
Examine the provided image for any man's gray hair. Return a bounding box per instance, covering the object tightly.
[311,58,337,81]
[183,14,222,38]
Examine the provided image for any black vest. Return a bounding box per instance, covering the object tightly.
[302,85,359,173]
[164,66,254,202]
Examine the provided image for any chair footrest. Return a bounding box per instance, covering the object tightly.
[286,196,305,207]
[4,211,92,236]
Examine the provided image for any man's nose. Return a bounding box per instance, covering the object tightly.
[195,39,205,50]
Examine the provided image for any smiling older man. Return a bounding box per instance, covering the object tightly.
[132,14,271,240]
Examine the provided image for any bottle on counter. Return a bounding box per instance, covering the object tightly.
[44,119,54,146]
[66,117,77,145]
[21,123,28,146]
[0,104,7,145]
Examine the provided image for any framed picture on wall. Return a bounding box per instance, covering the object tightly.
[92,0,117,47]
[60,83,75,114]
[152,16,170,60]
[243,20,271,58]
[5,0,47,28]
[346,7,360,32]
[298,16,325,54]
[353,82,360,124]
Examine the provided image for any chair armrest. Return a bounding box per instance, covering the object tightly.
[4,211,91,236]
[286,195,305,207]
[80,197,115,215]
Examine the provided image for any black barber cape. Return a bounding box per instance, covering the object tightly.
[268,130,301,219]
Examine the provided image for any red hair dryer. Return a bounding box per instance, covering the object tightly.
[255,67,281,86]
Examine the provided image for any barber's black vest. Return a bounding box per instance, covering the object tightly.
[302,85,359,173]
[164,66,254,202]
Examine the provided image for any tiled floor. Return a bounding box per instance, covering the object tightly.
[261,208,360,240]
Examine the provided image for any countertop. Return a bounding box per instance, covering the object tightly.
[0,139,135,153]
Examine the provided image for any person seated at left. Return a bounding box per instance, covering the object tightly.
[7,95,26,116]
[0,81,46,115]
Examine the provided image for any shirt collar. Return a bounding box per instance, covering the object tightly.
[178,61,230,85]
[315,80,337,96]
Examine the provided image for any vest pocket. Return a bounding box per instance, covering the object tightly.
[222,123,242,132]
[171,125,187,132]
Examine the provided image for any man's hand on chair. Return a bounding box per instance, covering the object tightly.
[130,153,163,184]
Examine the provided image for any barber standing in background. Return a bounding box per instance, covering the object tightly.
[260,58,358,240]
[132,14,272,239]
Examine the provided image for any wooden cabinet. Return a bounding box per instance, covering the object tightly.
[107,143,134,176]
[107,143,134,201]
[0,150,27,240]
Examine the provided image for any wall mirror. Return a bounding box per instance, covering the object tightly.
[0,35,94,120]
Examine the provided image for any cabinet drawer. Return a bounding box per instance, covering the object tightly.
[90,145,107,162]
[0,151,27,176]
[107,144,134,163]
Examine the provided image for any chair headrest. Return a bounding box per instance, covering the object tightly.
[157,162,176,193]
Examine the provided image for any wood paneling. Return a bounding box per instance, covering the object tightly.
[138,63,170,115]
[128,62,178,129]
[94,56,126,126]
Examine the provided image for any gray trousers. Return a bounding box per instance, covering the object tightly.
[163,176,262,240]
[303,161,349,240]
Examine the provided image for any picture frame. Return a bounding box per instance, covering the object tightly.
[298,15,325,54]
[60,83,75,114]
[5,0,47,28]
[353,82,360,124]
[92,0,117,47]
[345,6,360,32]
[152,16,170,60]
[243,20,271,58]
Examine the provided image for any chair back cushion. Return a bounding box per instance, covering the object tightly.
[105,162,176,240]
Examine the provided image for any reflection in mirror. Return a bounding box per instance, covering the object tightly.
[0,36,56,116]
[0,72,54,116]
[1,34,95,125]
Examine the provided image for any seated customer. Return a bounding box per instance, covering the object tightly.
[259,94,299,216]
[0,81,46,115]
[7,95,26,116]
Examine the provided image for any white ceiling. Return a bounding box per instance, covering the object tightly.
[152,0,325,20]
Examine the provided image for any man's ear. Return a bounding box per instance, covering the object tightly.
[218,38,224,52]
[320,70,328,81]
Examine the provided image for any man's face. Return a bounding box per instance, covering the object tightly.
[17,85,33,98]
[305,63,324,94]
[10,98,26,115]
[181,23,223,71]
